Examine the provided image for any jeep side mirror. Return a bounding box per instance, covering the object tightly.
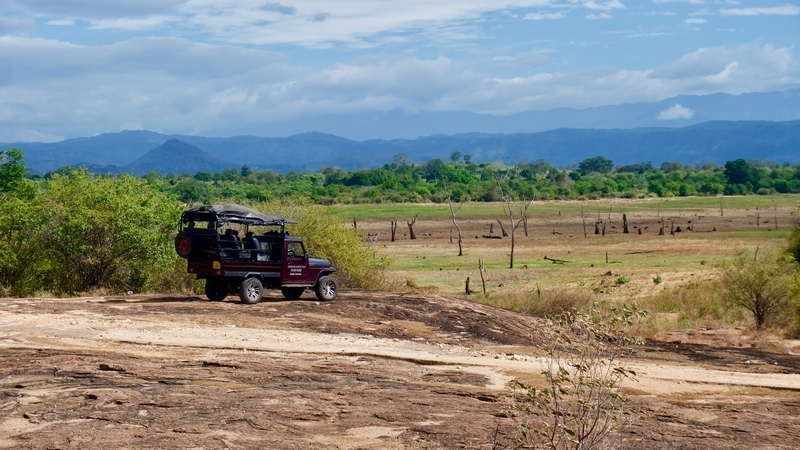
[304,252,309,260]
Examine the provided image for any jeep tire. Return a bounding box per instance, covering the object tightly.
[239,278,263,304]
[314,276,338,301]
[205,278,228,301]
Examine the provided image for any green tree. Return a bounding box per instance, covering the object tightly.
[578,156,614,175]
[723,159,754,186]
[450,151,462,163]
[0,148,34,199]
[40,169,184,294]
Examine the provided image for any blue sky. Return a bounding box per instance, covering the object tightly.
[0,0,798,141]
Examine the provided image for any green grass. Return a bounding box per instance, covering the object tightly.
[329,194,800,221]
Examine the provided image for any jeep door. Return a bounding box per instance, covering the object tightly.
[282,241,308,283]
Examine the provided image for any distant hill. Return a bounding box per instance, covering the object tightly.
[230,89,800,140]
[3,120,799,175]
[120,139,236,175]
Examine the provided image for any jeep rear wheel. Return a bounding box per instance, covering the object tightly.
[174,232,195,258]
[315,276,338,301]
[205,278,228,301]
[281,287,304,300]
[239,278,263,304]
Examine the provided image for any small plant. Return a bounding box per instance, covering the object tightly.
[615,275,630,285]
[511,303,648,449]
[577,279,586,287]
[653,274,662,285]
[700,260,707,266]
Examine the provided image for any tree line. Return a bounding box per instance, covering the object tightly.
[119,153,800,205]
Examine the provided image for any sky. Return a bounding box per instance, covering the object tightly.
[0,0,798,142]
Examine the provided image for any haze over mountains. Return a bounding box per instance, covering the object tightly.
[3,90,799,175]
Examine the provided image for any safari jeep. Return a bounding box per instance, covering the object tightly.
[174,204,338,304]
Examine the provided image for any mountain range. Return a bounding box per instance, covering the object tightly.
[2,89,799,175]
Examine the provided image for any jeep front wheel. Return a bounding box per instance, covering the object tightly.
[239,278,263,304]
[315,276,338,301]
[205,278,228,301]
[281,287,304,300]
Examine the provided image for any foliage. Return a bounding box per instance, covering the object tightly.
[578,156,614,175]
[0,195,46,296]
[132,154,800,206]
[512,304,647,450]
[719,248,798,329]
[250,199,391,289]
[788,221,800,264]
[39,169,184,294]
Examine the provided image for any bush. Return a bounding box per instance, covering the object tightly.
[511,304,646,449]
[251,199,390,289]
[719,248,797,329]
[789,222,800,264]
[39,170,184,295]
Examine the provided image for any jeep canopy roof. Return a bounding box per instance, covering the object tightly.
[181,204,298,227]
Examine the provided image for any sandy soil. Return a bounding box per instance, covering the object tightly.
[2,291,800,449]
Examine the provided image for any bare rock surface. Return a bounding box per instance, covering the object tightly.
[1,291,800,449]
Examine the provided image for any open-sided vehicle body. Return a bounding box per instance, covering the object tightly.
[175,204,338,303]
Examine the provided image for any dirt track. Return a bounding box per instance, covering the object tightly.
[2,291,800,449]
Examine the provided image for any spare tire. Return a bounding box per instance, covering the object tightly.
[175,231,195,258]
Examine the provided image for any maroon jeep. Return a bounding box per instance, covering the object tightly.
[174,204,338,304]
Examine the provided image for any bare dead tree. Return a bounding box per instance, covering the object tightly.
[581,204,587,238]
[773,198,778,231]
[496,171,535,269]
[521,200,535,237]
[479,258,487,296]
[407,213,419,240]
[719,196,724,217]
[496,219,508,237]
[366,232,379,259]
[622,213,629,234]
[390,220,398,242]
[441,176,464,256]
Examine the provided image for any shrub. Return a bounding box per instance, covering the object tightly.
[789,222,800,264]
[40,169,184,295]
[251,199,391,289]
[511,304,647,449]
[719,248,797,329]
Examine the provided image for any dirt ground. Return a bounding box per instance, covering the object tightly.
[2,291,800,449]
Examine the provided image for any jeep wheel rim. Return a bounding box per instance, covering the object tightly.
[246,283,260,300]
[322,280,336,298]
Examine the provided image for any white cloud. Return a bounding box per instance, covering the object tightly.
[586,13,612,19]
[652,0,704,4]
[525,12,566,20]
[685,18,706,23]
[0,35,797,140]
[7,0,188,19]
[46,19,75,26]
[658,103,694,120]
[721,4,800,16]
